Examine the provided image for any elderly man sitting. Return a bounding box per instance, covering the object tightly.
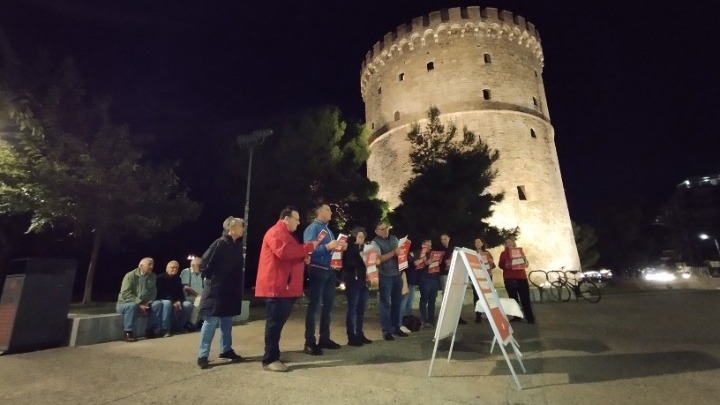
[116,257,163,342]
[181,256,204,329]
[156,260,193,337]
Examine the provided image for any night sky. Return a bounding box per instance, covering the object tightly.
[2,0,719,225]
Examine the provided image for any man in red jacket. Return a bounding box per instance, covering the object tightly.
[255,206,318,372]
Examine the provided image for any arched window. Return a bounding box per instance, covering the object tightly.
[399,73,405,81]
[530,128,536,138]
[394,111,400,121]
[378,87,382,95]
[484,53,492,63]
[483,89,491,100]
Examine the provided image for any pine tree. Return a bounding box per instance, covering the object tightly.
[391,106,516,248]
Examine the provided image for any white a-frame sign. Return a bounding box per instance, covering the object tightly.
[428,247,526,390]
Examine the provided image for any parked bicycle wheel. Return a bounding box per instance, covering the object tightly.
[549,283,571,302]
[578,280,601,303]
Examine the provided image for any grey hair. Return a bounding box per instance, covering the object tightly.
[222,216,244,233]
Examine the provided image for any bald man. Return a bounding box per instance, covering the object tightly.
[116,257,163,342]
[156,260,193,337]
[181,257,204,329]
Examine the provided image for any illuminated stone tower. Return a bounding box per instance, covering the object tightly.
[360,6,580,270]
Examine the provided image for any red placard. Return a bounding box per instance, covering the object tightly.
[397,239,412,270]
[415,244,430,269]
[364,251,379,283]
[315,229,328,243]
[428,251,444,274]
[330,233,348,269]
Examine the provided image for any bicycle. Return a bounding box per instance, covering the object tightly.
[551,270,602,303]
[528,270,565,302]
[528,269,601,303]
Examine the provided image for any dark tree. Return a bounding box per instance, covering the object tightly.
[213,106,386,284]
[390,106,515,248]
[0,55,200,304]
[573,221,600,269]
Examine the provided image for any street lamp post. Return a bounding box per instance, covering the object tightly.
[236,129,273,284]
[699,233,720,259]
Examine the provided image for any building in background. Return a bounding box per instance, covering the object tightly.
[360,6,580,270]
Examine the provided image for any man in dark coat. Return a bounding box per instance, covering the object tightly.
[196,216,245,369]
[156,260,193,336]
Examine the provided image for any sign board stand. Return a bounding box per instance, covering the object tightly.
[428,248,526,390]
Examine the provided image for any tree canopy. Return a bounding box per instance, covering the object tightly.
[573,221,600,269]
[211,106,386,284]
[0,54,200,303]
[390,106,514,248]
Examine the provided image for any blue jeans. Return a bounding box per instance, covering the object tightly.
[419,274,439,324]
[157,300,193,332]
[197,316,233,358]
[378,274,403,334]
[399,284,416,321]
[116,301,162,332]
[345,284,369,340]
[304,267,337,344]
[264,297,296,365]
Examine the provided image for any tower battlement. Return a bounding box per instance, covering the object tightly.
[360,6,544,97]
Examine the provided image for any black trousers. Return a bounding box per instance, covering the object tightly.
[503,278,535,322]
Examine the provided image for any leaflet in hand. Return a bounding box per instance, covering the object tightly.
[315,229,328,243]
[510,247,526,270]
[415,244,430,269]
[397,236,412,270]
[428,251,445,274]
[330,233,348,269]
[362,244,379,283]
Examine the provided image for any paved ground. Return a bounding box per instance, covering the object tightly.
[1,283,720,404]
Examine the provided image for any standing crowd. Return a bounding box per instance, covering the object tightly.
[115,203,535,372]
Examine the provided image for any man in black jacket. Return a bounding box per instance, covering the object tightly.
[156,260,193,337]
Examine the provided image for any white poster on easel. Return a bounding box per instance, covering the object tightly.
[428,247,526,390]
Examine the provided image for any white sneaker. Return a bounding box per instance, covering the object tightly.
[263,361,288,372]
[399,325,412,334]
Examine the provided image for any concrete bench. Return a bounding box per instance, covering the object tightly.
[66,300,250,347]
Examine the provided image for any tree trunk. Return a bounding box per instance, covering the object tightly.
[81,230,102,306]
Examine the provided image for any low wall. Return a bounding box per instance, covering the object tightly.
[66,300,250,347]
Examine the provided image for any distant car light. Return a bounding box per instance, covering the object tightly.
[643,269,676,282]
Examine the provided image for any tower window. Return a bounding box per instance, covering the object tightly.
[517,186,527,201]
[484,53,492,63]
[394,111,400,121]
[426,62,434,71]
[483,89,491,100]
[530,128,536,138]
[371,122,375,130]
[532,96,538,106]
[399,73,405,81]
[378,87,382,95]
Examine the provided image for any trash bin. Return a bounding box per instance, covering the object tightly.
[0,258,77,354]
